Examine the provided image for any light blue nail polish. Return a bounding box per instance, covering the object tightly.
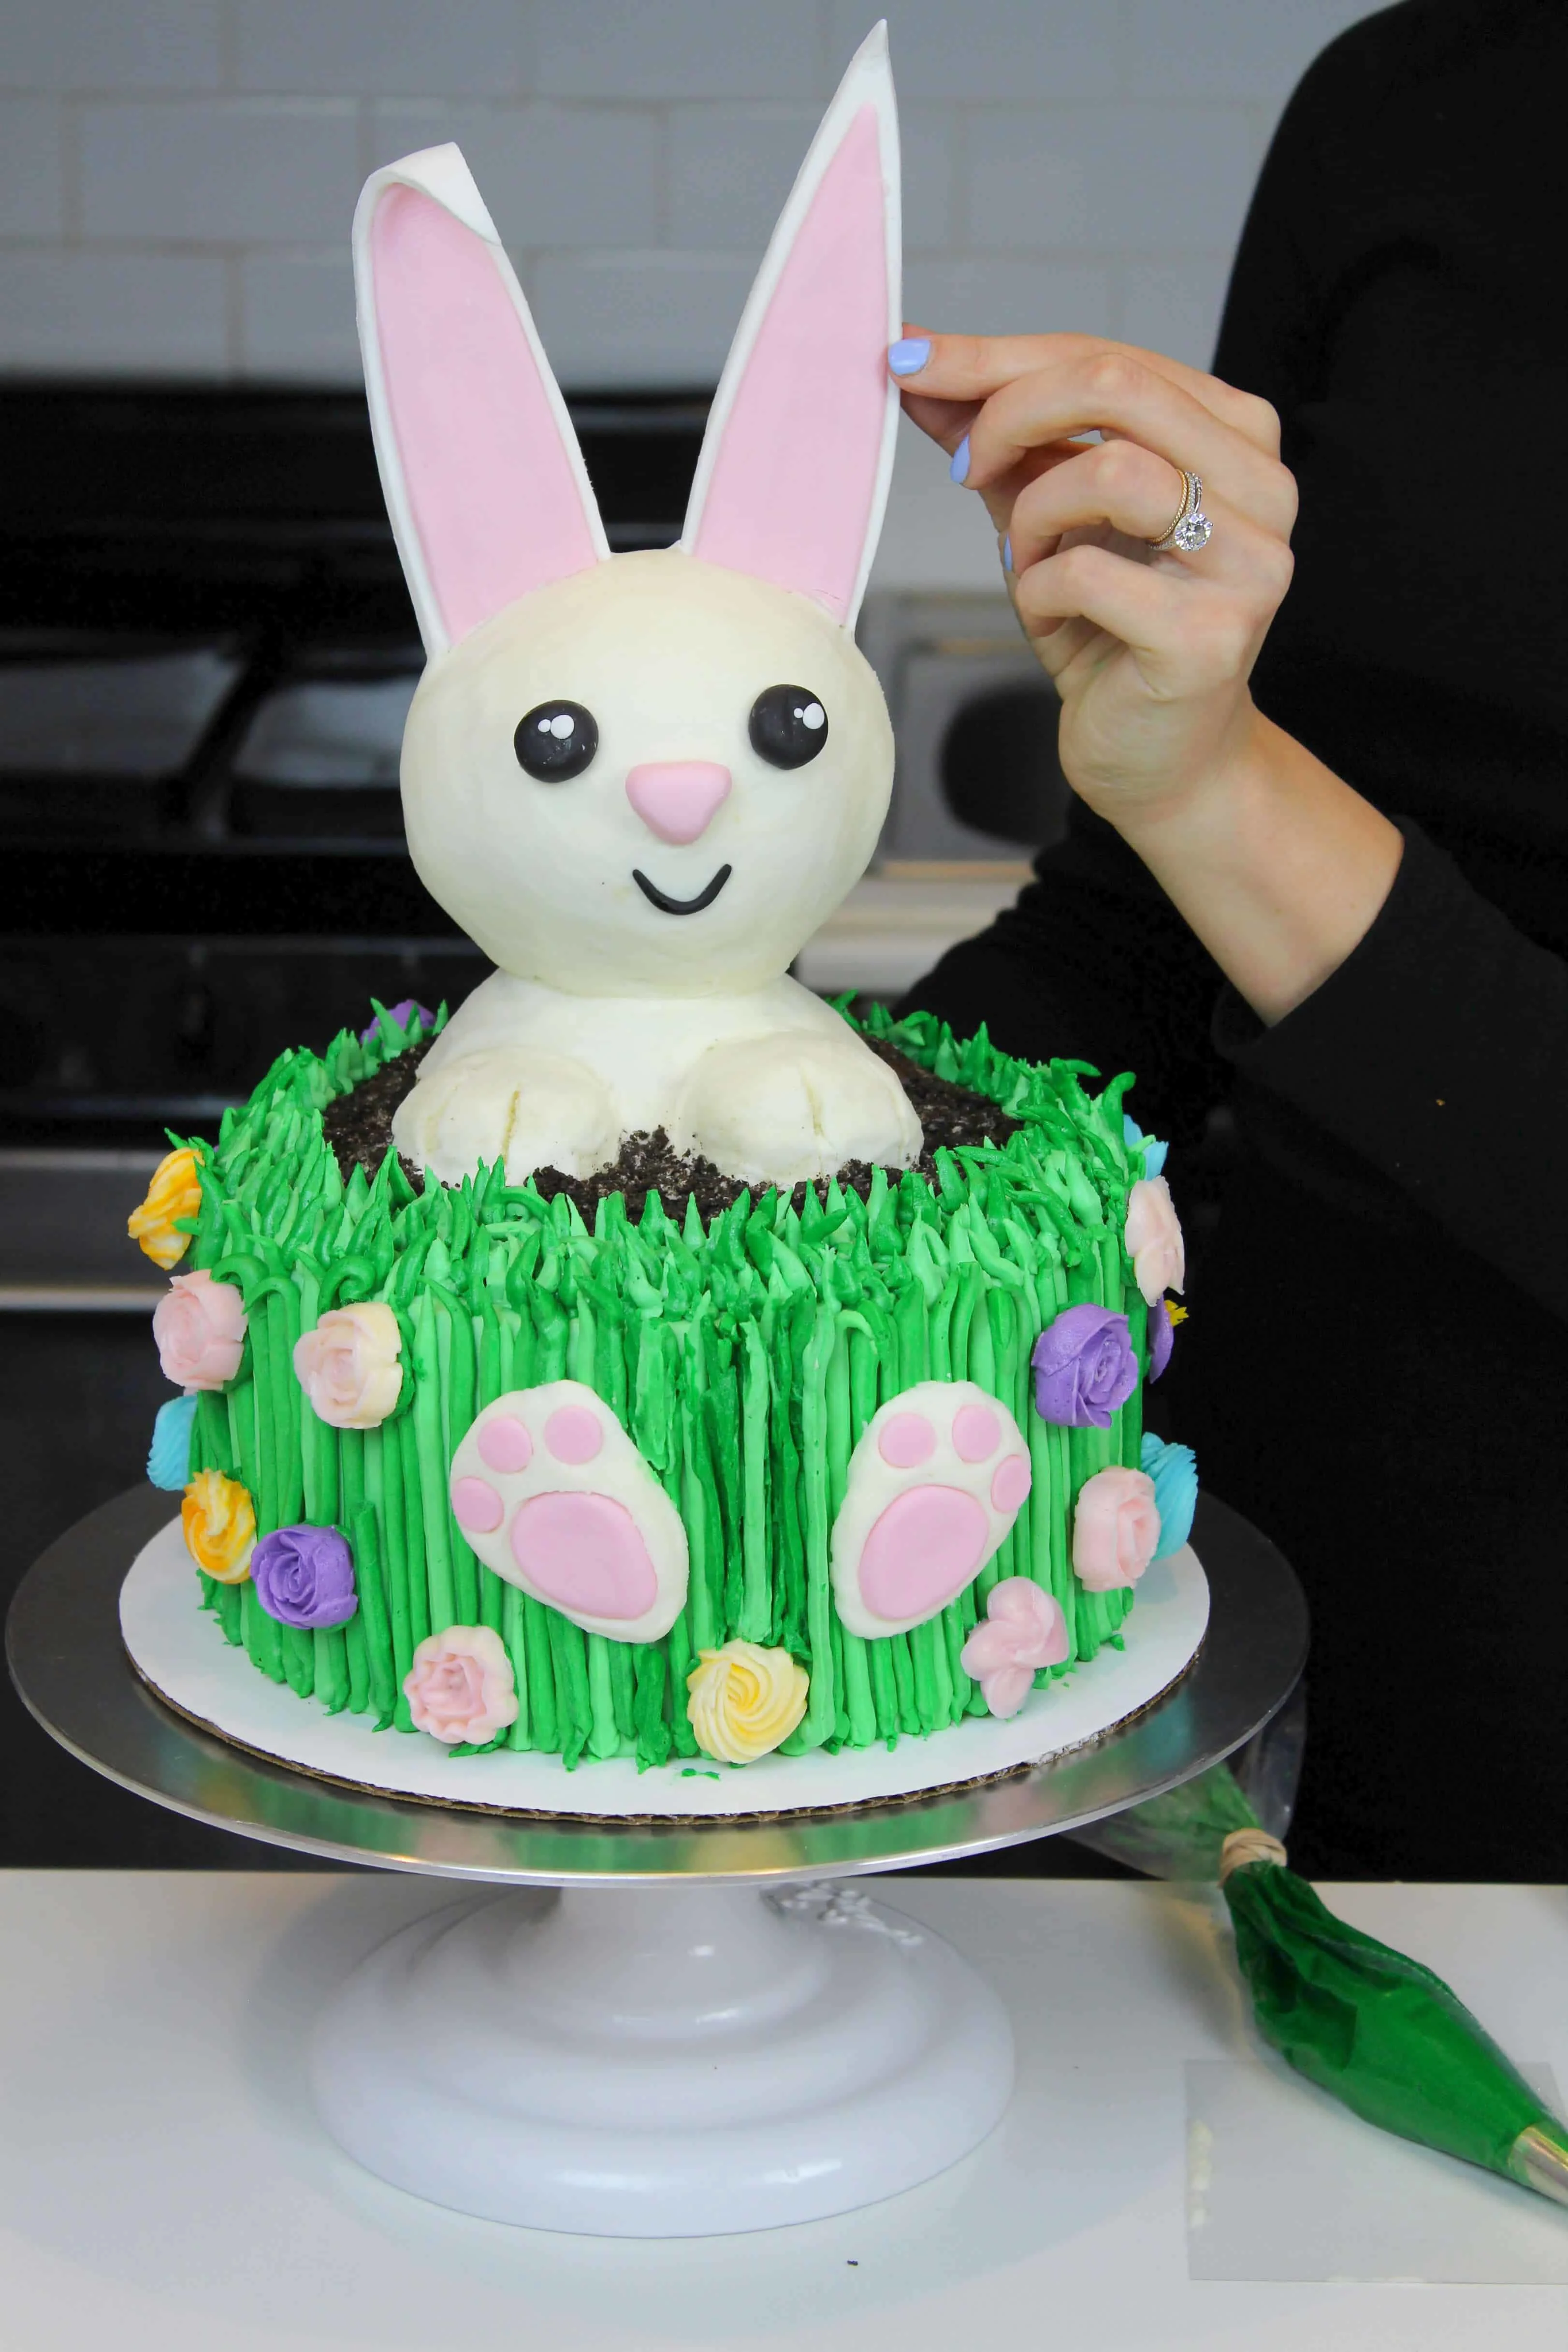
[949,433,970,485]
[1002,533,1013,572]
[887,335,931,376]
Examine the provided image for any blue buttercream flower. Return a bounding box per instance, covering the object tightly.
[1123,1113,1168,1179]
[147,1393,198,1491]
[1140,1431,1198,1559]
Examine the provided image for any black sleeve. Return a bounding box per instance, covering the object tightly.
[897,805,1230,1149]
[1217,822,1568,1317]
[1210,40,1328,410]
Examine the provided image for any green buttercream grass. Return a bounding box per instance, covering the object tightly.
[180,996,1155,1771]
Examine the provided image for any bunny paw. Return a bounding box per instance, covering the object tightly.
[830,1380,1032,1640]
[449,1380,689,1643]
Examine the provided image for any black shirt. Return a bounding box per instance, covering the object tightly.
[902,0,1568,1878]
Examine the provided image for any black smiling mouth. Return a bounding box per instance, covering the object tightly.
[632,865,733,915]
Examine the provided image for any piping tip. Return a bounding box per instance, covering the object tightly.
[1511,2124,1568,2208]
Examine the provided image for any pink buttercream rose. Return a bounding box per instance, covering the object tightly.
[1072,1466,1161,1593]
[152,1267,247,1391]
[403,1624,519,1745]
[292,1301,402,1430]
[959,1577,1070,1720]
[1124,1176,1185,1306]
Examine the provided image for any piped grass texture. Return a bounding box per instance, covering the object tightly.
[181,997,1155,1770]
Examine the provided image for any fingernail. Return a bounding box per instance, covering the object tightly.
[887,336,931,376]
[1002,533,1013,572]
[949,433,970,485]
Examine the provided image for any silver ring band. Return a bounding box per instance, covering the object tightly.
[1149,470,1212,554]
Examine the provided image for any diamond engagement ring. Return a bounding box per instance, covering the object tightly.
[1149,469,1211,554]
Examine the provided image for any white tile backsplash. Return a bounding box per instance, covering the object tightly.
[966,103,1267,255]
[235,0,532,99]
[81,98,361,245]
[0,246,227,368]
[0,0,223,95]
[372,101,664,249]
[534,0,822,103]
[667,104,823,249]
[528,248,759,388]
[1124,0,1372,100]
[238,247,356,376]
[0,0,1377,573]
[843,0,1116,102]
[904,256,1114,341]
[0,98,66,239]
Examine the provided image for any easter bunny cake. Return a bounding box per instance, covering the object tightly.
[128,28,1198,1787]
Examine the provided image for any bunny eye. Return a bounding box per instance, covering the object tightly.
[514,700,598,782]
[749,684,828,770]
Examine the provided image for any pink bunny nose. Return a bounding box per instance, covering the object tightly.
[625,761,731,845]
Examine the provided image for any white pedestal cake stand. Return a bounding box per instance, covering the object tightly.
[9,1485,1307,2239]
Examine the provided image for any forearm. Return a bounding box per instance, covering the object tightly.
[1107,706,1403,1025]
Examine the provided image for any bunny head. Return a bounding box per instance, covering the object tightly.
[353,28,901,1000]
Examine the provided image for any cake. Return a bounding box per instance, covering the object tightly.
[126,27,1198,1780]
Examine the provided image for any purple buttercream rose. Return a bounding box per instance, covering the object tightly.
[360,998,433,1045]
[251,1524,358,1630]
[1147,1296,1174,1383]
[1031,1304,1138,1429]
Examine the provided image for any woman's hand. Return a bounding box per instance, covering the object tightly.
[887,329,1403,1024]
[890,330,1295,823]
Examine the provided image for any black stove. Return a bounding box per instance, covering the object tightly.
[0,381,710,1149]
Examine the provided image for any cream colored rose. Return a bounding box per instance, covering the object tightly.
[292,1301,402,1429]
[686,1640,809,1765]
[1124,1176,1186,1306]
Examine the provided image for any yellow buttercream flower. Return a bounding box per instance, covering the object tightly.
[181,1469,256,1584]
[128,1147,203,1270]
[686,1641,809,1766]
[1166,1300,1190,1327]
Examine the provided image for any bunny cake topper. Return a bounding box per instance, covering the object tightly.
[353,24,923,1192]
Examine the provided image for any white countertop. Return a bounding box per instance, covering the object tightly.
[2,1870,1566,2350]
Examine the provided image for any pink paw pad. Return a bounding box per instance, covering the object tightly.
[448,1379,689,1644]
[544,1405,602,1464]
[478,1415,532,1474]
[452,1476,504,1534]
[831,1380,1034,1641]
[879,1412,935,1468]
[511,1491,658,1620]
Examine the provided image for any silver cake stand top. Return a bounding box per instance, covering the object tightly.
[8,1484,1307,1885]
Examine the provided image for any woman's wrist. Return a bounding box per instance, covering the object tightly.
[1096,704,1404,1026]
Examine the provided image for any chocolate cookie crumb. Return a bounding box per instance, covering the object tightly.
[324,1033,1021,1218]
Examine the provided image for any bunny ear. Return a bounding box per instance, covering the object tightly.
[353,145,608,659]
[679,22,900,630]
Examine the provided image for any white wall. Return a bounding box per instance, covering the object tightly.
[0,0,1372,584]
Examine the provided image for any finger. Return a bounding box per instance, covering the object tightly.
[888,329,1281,458]
[1012,542,1267,691]
[898,388,980,455]
[964,352,1294,538]
[1006,444,1293,608]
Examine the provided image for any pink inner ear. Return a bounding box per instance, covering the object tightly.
[371,185,601,646]
[689,103,888,623]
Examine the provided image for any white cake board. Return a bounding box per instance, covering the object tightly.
[119,1513,1209,1822]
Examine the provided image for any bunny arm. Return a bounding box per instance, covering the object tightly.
[393,970,922,1189]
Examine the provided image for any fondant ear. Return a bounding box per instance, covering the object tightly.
[680,22,900,630]
[353,145,609,658]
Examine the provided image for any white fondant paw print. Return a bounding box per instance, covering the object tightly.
[449,1380,689,1643]
[830,1380,1033,1641]
[392,1049,618,1187]
[676,1029,922,1189]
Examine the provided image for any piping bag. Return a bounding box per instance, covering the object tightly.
[1072,1737,1568,2208]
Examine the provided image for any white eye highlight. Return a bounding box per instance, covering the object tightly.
[549,713,576,739]
[799,702,826,730]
